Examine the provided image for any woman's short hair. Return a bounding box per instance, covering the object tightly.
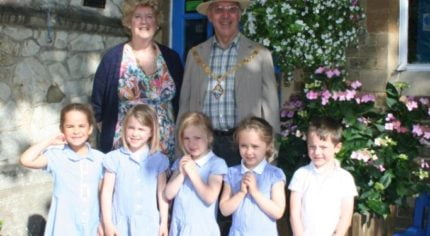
[121,0,163,33]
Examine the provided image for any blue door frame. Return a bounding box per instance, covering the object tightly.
[171,0,213,62]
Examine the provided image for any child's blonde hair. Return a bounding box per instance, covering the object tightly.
[60,103,95,131]
[121,104,160,153]
[177,112,214,155]
[234,117,275,158]
[307,117,343,145]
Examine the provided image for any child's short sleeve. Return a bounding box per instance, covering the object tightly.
[103,152,119,174]
[92,149,106,180]
[171,158,180,171]
[271,167,287,185]
[210,158,228,176]
[223,167,234,185]
[43,148,57,173]
[288,167,307,193]
[341,170,358,198]
[156,153,170,173]
[224,165,242,186]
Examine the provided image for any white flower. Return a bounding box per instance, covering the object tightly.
[262,38,270,46]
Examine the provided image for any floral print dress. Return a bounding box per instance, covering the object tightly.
[113,44,176,159]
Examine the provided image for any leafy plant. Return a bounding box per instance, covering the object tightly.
[279,70,430,217]
[243,0,364,80]
[244,0,430,218]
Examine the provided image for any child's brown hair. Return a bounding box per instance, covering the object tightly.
[307,117,343,145]
[234,116,275,158]
[60,103,95,131]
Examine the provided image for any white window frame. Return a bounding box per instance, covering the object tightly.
[398,0,430,71]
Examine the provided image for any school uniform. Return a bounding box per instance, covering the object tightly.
[103,147,169,236]
[43,143,105,236]
[288,161,358,236]
[224,160,286,236]
[169,151,228,236]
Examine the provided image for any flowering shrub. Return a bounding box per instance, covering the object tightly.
[243,0,364,80]
[243,0,430,217]
[278,69,430,217]
[243,0,430,218]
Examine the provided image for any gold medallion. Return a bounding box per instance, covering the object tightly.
[192,47,260,100]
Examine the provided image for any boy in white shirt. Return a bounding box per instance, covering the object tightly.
[289,117,358,236]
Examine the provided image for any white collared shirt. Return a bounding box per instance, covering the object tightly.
[288,161,358,236]
[194,151,214,167]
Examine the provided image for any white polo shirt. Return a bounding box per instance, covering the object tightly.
[288,161,358,236]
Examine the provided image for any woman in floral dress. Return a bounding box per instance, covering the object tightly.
[91,0,183,159]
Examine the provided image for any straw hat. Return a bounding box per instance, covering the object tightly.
[196,0,250,15]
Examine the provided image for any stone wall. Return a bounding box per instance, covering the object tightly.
[0,0,173,233]
[0,1,129,235]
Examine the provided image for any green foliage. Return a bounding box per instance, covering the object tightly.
[243,0,365,80]
[279,74,430,218]
[245,0,430,218]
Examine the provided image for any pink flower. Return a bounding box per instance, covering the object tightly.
[397,127,409,133]
[325,69,340,78]
[337,92,347,101]
[280,109,290,118]
[421,159,430,169]
[406,100,418,111]
[306,90,319,100]
[386,113,395,122]
[424,132,430,139]
[332,92,339,101]
[357,117,370,124]
[412,124,424,136]
[360,94,375,103]
[377,164,385,172]
[321,90,331,105]
[351,149,377,164]
[332,68,341,76]
[419,97,429,105]
[315,66,325,74]
[351,80,362,89]
[385,123,394,131]
[345,89,356,101]
[392,120,402,131]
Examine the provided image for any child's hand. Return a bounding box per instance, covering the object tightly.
[180,155,197,176]
[158,222,168,236]
[50,133,66,146]
[97,223,104,236]
[104,223,120,236]
[243,171,258,195]
[240,176,248,194]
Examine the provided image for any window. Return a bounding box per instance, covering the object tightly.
[171,0,213,62]
[83,0,106,8]
[398,0,430,71]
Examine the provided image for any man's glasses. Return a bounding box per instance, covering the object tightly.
[211,5,241,15]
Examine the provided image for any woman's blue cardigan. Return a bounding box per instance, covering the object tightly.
[91,43,184,153]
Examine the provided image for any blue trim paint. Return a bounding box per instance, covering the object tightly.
[171,0,213,62]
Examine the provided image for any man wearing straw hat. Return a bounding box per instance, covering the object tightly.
[178,0,279,168]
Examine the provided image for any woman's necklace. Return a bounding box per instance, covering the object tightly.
[192,47,261,99]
